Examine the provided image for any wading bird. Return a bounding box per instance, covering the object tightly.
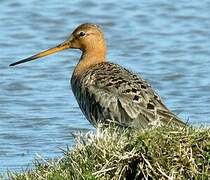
[10,23,185,129]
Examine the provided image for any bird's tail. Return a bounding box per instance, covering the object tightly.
[158,110,187,127]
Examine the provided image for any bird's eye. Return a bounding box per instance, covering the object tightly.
[79,31,86,37]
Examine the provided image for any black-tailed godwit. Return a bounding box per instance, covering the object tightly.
[10,23,185,128]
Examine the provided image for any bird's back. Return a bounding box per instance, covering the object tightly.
[71,62,185,129]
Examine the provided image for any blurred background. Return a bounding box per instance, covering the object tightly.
[0,0,210,173]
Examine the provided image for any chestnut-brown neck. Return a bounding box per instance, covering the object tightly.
[73,40,107,77]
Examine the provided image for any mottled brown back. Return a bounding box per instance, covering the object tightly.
[71,62,185,129]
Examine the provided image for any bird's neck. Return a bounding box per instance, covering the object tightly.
[73,45,107,77]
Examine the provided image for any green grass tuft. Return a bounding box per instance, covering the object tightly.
[9,126,210,179]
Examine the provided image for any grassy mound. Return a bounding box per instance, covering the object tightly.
[9,126,210,179]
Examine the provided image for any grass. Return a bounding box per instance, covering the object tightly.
[8,126,210,179]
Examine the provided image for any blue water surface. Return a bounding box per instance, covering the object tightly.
[0,0,210,174]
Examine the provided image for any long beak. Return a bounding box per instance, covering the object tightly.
[9,40,71,67]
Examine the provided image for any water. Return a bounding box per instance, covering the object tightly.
[0,0,210,174]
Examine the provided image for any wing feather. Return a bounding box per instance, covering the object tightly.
[72,62,185,128]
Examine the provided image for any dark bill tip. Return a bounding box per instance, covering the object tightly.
[9,56,36,67]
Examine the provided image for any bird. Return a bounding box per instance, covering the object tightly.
[10,23,185,129]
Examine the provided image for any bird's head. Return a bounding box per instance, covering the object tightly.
[9,23,106,67]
